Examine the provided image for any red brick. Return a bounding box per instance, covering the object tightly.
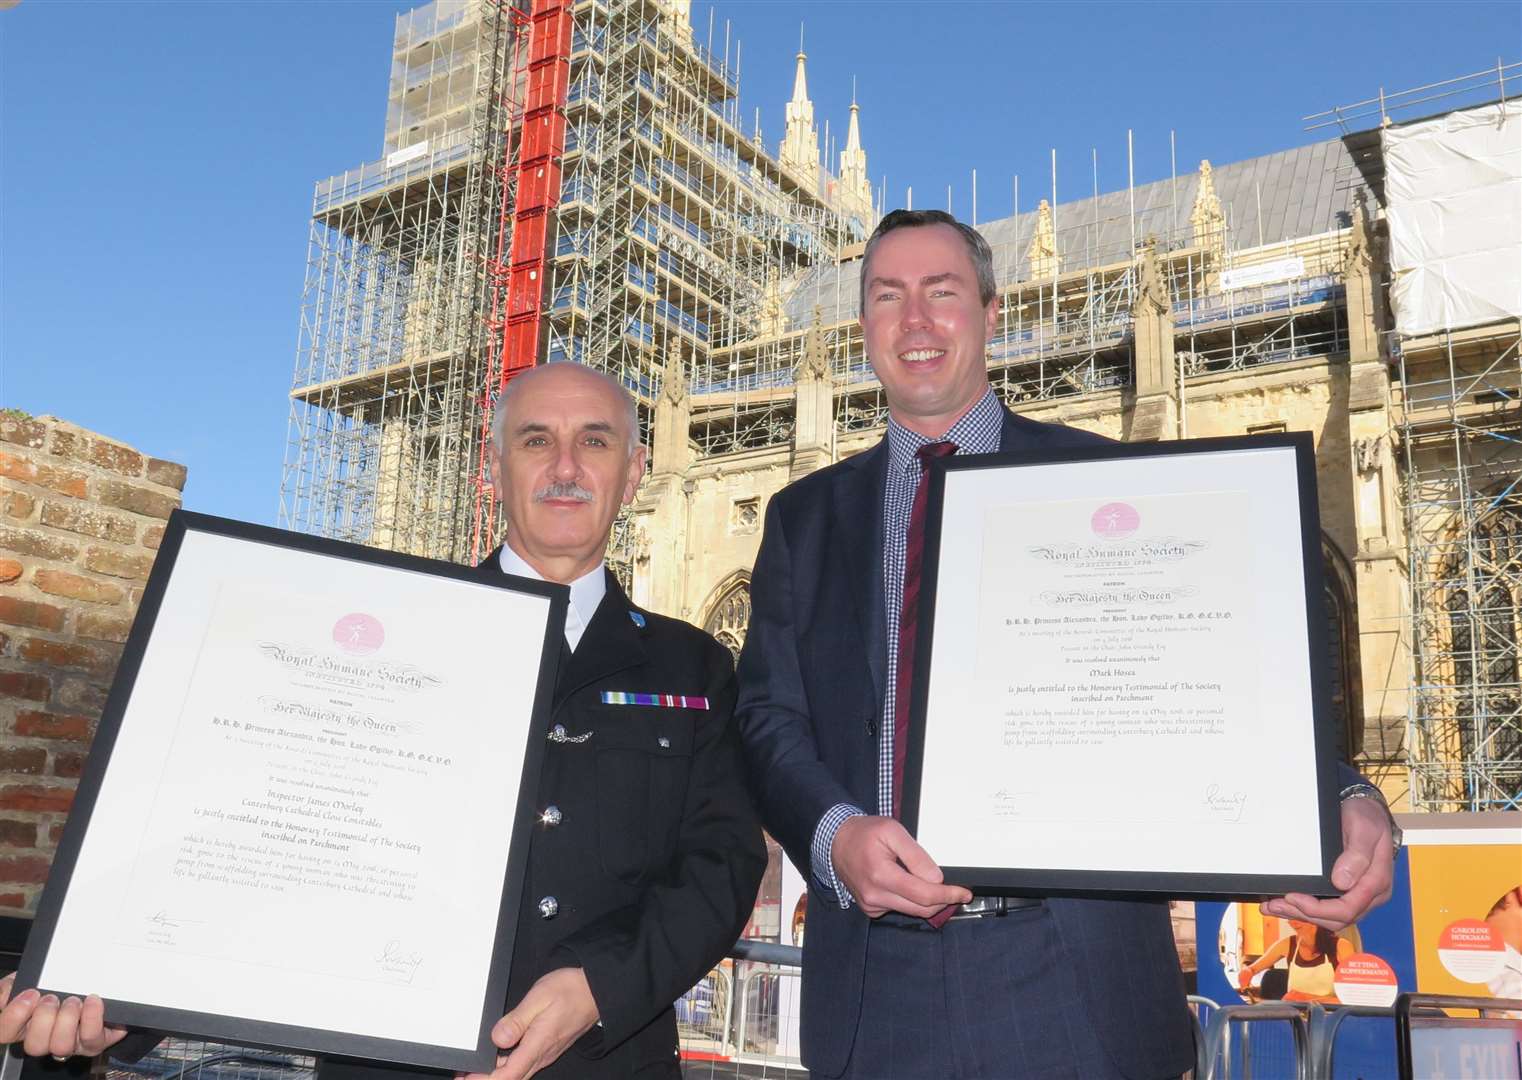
[89,442,144,477]
[2,491,35,521]
[0,559,20,583]
[46,429,83,460]
[0,671,50,701]
[55,677,107,712]
[0,527,79,563]
[0,892,27,909]
[0,820,36,847]
[141,524,165,550]
[83,547,153,582]
[18,638,116,676]
[51,753,86,780]
[14,710,92,742]
[0,454,87,499]
[0,596,66,633]
[0,748,47,776]
[145,458,187,491]
[0,452,34,484]
[0,417,46,450]
[47,823,63,845]
[0,784,74,813]
[39,502,136,544]
[0,855,55,885]
[76,610,133,643]
[33,569,124,606]
[96,479,177,521]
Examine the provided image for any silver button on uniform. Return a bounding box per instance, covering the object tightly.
[541,805,563,827]
[538,896,559,919]
[657,736,670,749]
[551,724,567,739]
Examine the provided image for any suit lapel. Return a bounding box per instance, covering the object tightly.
[552,569,645,709]
[834,440,888,706]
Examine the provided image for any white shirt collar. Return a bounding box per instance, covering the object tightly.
[497,544,607,652]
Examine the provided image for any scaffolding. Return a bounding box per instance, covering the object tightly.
[1335,66,1522,812]
[281,0,865,566]
[688,134,1368,456]
[1399,328,1522,810]
[279,0,528,563]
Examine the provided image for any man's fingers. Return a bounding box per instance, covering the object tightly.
[47,998,82,1060]
[491,1013,528,1052]
[495,1026,553,1080]
[21,995,59,1058]
[881,829,973,905]
[858,862,966,918]
[0,974,14,1011]
[837,817,972,918]
[0,986,40,1043]
[76,996,126,1057]
[881,826,942,883]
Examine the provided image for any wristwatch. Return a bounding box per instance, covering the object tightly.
[1339,782,1403,853]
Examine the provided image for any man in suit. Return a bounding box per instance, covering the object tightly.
[0,362,766,1080]
[735,209,1397,1079]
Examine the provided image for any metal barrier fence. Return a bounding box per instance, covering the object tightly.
[0,921,1510,1080]
[678,941,805,1079]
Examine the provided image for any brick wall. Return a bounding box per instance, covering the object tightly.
[0,413,185,912]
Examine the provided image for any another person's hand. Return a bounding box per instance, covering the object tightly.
[1236,966,1252,990]
[1263,796,1394,932]
[461,967,599,1080]
[0,973,128,1059]
[832,815,972,919]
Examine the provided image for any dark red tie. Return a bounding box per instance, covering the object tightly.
[892,440,957,821]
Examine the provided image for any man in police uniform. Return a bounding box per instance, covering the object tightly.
[0,362,767,1080]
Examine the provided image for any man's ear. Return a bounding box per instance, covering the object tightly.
[622,445,648,505]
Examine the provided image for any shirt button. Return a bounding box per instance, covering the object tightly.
[541,805,563,827]
[538,896,559,919]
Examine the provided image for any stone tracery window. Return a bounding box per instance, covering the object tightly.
[704,578,751,663]
[1443,498,1522,805]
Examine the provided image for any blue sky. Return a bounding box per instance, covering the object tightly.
[3,1,1515,526]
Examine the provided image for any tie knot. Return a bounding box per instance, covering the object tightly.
[917,440,958,465]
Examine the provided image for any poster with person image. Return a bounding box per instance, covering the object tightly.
[1404,812,1522,1001]
[1218,901,1396,1006]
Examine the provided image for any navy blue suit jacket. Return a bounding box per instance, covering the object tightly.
[736,407,1196,1078]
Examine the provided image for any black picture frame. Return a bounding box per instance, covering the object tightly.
[14,511,567,1072]
[900,433,1342,900]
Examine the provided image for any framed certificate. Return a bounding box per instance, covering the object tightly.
[901,433,1341,899]
[15,512,567,1071]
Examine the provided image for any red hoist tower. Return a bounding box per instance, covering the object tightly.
[474,0,573,559]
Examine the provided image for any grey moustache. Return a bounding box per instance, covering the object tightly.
[534,482,595,503]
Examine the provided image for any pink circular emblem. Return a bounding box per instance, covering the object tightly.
[333,613,384,655]
[1091,502,1140,539]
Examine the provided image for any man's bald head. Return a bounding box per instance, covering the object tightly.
[491,363,641,455]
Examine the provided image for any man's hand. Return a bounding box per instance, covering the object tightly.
[0,973,128,1059]
[832,815,972,919]
[461,967,599,1080]
[1262,796,1394,932]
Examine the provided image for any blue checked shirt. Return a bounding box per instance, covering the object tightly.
[810,389,1005,906]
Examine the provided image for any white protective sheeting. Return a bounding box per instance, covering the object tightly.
[1382,99,1522,336]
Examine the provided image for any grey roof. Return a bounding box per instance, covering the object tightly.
[783,134,1379,326]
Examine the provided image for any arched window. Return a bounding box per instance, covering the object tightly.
[703,576,751,663]
[1322,538,1363,764]
[1443,498,1522,804]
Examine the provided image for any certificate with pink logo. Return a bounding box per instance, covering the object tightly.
[901,433,1341,900]
[16,512,567,1070]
